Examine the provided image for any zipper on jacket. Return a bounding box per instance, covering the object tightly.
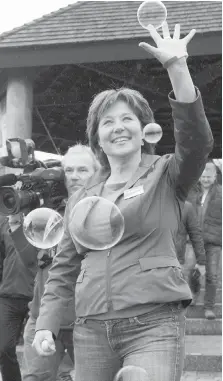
[106,249,112,309]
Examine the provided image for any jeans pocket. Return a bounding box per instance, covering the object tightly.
[132,307,174,326]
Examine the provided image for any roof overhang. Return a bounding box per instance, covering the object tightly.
[0,31,221,69]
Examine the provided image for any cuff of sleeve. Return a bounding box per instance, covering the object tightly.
[168,86,200,105]
[35,315,60,338]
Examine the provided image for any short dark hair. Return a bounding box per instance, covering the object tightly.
[86,88,156,167]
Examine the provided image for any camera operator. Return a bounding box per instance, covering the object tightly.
[22,144,100,381]
[0,211,38,381]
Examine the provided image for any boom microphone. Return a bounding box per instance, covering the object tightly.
[0,174,18,187]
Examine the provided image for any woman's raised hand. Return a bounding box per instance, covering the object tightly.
[139,22,196,68]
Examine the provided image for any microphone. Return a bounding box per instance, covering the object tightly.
[0,174,18,187]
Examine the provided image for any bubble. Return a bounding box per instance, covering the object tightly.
[69,196,125,251]
[137,0,167,30]
[114,366,149,381]
[143,123,163,144]
[23,207,64,249]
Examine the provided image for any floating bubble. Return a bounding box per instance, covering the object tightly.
[23,207,64,249]
[143,123,163,144]
[137,0,167,30]
[114,366,149,381]
[69,196,125,251]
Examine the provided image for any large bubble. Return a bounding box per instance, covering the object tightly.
[69,196,125,251]
[23,208,64,249]
[137,0,167,30]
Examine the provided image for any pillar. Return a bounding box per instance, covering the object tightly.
[2,69,33,175]
[4,69,33,142]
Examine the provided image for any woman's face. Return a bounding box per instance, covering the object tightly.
[98,101,143,160]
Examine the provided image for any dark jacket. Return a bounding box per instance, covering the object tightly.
[36,89,213,337]
[0,217,38,299]
[188,183,222,246]
[175,201,205,265]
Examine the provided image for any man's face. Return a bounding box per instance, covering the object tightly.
[63,152,95,196]
[200,163,217,190]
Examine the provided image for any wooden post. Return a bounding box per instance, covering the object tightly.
[1,70,33,175]
[4,70,33,142]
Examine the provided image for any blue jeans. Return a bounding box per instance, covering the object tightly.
[22,316,74,381]
[204,244,222,310]
[0,297,29,381]
[73,302,186,381]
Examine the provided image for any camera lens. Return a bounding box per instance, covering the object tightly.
[3,192,16,209]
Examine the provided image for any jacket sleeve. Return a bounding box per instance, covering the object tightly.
[35,198,81,337]
[11,225,38,266]
[167,88,214,201]
[186,202,206,265]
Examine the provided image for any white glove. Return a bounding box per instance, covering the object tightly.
[139,22,196,68]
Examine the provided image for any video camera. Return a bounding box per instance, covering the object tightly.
[0,138,67,216]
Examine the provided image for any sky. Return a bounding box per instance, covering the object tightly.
[0,0,77,34]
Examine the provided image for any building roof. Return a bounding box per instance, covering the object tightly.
[0,1,221,48]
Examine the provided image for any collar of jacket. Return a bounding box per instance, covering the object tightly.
[83,153,161,198]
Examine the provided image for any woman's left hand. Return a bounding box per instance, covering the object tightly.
[139,22,196,67]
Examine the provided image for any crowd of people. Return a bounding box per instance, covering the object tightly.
[0,21,221,381]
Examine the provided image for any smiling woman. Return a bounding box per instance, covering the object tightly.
[98,101,144,172]
[88,88,156,170]
[33,22,214,381]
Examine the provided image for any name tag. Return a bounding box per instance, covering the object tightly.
[124,185,144,200]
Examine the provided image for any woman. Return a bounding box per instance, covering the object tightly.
[33,23,213,381]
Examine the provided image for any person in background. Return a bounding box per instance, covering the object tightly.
[175,200,206,305]
[0,212,38,381]
[22,144,100,381]
[62,144,101,198]
[33,22,213,381]
[188,160,222,319]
